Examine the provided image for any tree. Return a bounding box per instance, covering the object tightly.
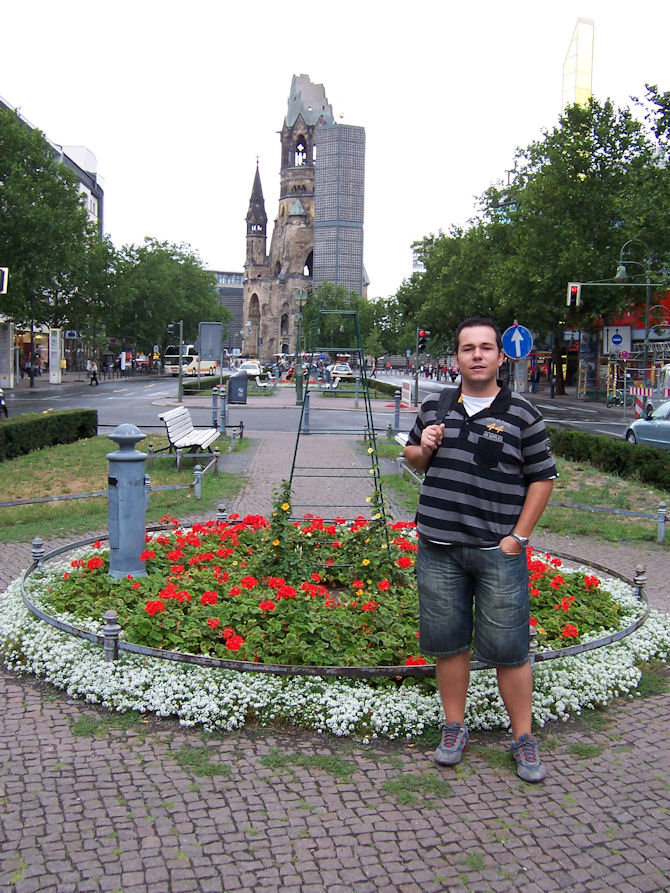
[0,108,90,326]
[111,239,227,353]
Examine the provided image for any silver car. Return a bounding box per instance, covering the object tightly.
[625,400,670,449]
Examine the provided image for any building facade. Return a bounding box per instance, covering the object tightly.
[241,74,366,361]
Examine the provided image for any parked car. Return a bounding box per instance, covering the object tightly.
[329,362,353,376]
[625,400,670,449]
[237,360,262,377]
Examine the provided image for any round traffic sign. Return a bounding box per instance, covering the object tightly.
[611,333,623,346]
[502,324,533,360]
[620,350,630,360]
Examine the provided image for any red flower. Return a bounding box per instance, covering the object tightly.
[170,564,185,575]
[311,572,322,582]
[259,600,276,611]
[226,634,245,651]
[530,587,540,597]
[228,586,242,597]
[561,623,579,638]
[396,556,413,569]
[549,575,566,590]
[131,582,142,590]
[222,626,234,640]
[63,572,69,579]
[361,600,379,612]
[404,656,427,666]
[139,549,156,561]
[200,591,218,606]
[584,575,600,589]
[352,580,364,589]
[529,617,538,627]
[207,617,220,629]
[377,579,391,591]
[276,585,297,600]
[167,549,183,561]
[93,540,102,549]
[240,576,258,590]
[549,557,562,567]
[87,556,104,571]
[145,600,166,616]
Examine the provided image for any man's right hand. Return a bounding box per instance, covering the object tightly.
[420,423,445,456]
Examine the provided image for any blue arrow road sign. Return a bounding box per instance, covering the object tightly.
[611,333,623,346]
[502,324,533,360]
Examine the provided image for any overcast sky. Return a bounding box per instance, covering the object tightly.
[3,1,669,299]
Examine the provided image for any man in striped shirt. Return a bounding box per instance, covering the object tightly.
[404,317,556,782]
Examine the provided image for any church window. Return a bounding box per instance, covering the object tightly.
[303,251,313,277]
[294,136,307,166]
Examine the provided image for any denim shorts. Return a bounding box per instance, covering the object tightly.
[416,538,530,667]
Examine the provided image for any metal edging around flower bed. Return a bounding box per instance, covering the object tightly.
[20,534,650,680]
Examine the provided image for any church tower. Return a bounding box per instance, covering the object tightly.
[242,74,334,360]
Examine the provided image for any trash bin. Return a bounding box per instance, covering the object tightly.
[228,370,248,404]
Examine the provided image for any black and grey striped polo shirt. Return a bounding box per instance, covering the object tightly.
[407,386,556,546]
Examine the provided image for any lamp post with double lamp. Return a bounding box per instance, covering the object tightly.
[293,288,307,405]
[614,239,654,385]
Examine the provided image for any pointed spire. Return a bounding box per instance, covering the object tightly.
[247,161,267,236]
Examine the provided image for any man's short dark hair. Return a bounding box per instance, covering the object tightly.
[454,317,503,352]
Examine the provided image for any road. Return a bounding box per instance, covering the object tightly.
[3,373,634,439]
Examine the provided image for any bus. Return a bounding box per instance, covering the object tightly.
[163,344,218,376]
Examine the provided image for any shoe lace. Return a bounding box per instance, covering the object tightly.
[515,737,539,764]
[442,725,463,748]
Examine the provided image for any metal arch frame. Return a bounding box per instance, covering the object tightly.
[19,537,650,680]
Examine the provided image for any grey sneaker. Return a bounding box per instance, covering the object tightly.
[510,733,546,783]
[434,722,469,766]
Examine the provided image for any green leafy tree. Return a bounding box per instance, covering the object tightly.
[111,239,228,354]
[0,108,90,326]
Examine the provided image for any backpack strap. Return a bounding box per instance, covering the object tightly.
[424,386,460,472]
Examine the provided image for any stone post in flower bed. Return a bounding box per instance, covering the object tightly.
[106,424,148,580]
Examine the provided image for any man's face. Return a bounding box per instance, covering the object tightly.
[455,325,504,385]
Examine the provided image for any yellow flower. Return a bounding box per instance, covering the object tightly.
[537,626,547,635]
[365,537,370,543]
[356,589,364,597]
[365,496,372,503]
[272,539,280,546]
[367,447,374,454]
[281,502,290,511]
[272,512,277,517]
[362,559,370,566]
[369,468,375,474]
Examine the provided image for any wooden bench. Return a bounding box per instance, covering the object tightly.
[159,406,220,454]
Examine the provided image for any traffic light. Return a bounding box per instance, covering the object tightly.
[418,329,429,352]
[566,282,582,308]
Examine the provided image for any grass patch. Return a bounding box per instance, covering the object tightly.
[260,746,355,780]
[568,742,605,759]
[174,745,232,778]
[382,772,453,805]
[470,745,513,772]
[70,710,143,738]
[0,434,246,543]
[636,662,669,697]
[381,474,420,514]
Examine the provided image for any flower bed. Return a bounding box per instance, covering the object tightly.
[1,490,669,739]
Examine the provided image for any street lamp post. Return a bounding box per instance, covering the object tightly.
[168,320,184,403]
[293,288,307,405]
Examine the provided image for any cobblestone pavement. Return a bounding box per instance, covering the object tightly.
[0,432,669,892]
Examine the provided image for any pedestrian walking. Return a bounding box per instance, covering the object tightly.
[89,361,99,386]
[403,316,556,783]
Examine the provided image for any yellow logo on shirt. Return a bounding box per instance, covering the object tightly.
[486,422,504,434]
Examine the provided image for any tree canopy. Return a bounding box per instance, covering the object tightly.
[392,90,670,378]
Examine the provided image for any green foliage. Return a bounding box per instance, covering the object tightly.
[111,239,228,353]
[0,410,97,461]
[174,745,232,777]
[548,427,670,491]
[42,512,626,669]
[394,94,670,384]
[0,108,91,326]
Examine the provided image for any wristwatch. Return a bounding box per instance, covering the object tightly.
[510,533,529,548]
